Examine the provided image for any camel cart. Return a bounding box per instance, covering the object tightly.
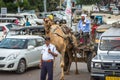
[64,32,95,73]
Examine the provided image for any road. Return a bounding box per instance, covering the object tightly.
[0,54,90,80]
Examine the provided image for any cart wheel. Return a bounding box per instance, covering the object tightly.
[64,52,69,71]
[87,52,92,72]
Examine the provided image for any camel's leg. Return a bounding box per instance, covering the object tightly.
[66,51,72,75]
[60,51,65,80]
[74,51,79,74]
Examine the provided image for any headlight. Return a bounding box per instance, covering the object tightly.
[91,62,93,68]
[94,63,101,68]
[6,54,19,61]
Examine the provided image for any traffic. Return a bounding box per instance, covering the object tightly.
[0,0,120,80]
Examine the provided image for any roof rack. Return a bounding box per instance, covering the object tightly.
[112,21,120,28]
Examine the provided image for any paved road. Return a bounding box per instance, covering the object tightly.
[0,54,90,80]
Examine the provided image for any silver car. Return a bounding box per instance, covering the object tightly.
[0,35,44,73]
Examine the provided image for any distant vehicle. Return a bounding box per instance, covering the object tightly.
[112,7,120,15]
[100,6,109,12]
[73,9,82,22]
[6,25,45,37]
[110,3,116,9]
[0,14,26,26]
[38,12,51,19]
[52,11,67,24]
[0,23,20,41]
[117,2,120,10]
[92,6,99,12]
[19,13,37,26]
[0,35,44,73]
[30,14,43,25]
[0,17,18,23]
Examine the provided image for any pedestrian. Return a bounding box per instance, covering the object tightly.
[25,18,31,26]
[40,36,59,80]
[78,14,91,45]
[14,19,20,25]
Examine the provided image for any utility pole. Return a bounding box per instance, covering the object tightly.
[44,0,47,12]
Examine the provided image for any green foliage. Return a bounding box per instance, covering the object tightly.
[0,0,5,7]
[6,2,18,13]
[22,0,30,10]
[76,0,100,5]
[1,0,65,12]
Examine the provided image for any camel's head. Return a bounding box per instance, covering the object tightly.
[43,18,54,34]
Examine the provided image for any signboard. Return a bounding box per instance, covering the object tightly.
[1,7,7,14]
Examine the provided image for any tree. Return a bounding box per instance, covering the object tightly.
[3,0,14,3]
[76,0,100,5]
[6,2,18,13]
[0,0,5,7]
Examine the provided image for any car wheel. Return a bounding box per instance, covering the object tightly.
[16,59,26,74]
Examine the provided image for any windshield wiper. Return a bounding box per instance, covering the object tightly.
[107,45,120,55]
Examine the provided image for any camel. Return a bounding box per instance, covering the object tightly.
[43,17,78,80]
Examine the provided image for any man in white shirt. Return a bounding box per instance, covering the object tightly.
[40,36,59,80]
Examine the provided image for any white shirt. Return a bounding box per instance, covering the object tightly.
[41,43,59,60]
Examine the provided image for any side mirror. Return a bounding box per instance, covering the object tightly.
[27,45,34,50]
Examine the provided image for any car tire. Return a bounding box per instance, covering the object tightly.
[90,77,99,80]
[16,59,26,74]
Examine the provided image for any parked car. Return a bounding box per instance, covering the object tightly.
[117,2,120,10]
[30,14,43,25]
[73,9,82,22]
[110,3,116,9]
[6,25,45,37]
[0,35,44,73]
[0,17,18,23]
[100,6,109,12]
[19,13,37,26]
[0,23,20,41]
[92,6,99,12]
[0,13,26,26]
[112,7,120,15]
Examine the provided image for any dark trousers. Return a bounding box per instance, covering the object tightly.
[83,32,89,45]
[40,61,53,80]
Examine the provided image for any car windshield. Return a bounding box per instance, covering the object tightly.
[100,36,120,51]
[0,38,26,49]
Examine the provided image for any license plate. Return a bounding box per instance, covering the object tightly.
[106,76,120,80]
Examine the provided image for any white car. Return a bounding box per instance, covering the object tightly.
[100,6,109,12]
[19,13,37,26]
[112,7,120,15]
[92,6,99,12]
[30,14,43,25]
[0,35,44,73]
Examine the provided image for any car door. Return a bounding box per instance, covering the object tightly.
[26,39,38,66]
[34,38,45,63]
